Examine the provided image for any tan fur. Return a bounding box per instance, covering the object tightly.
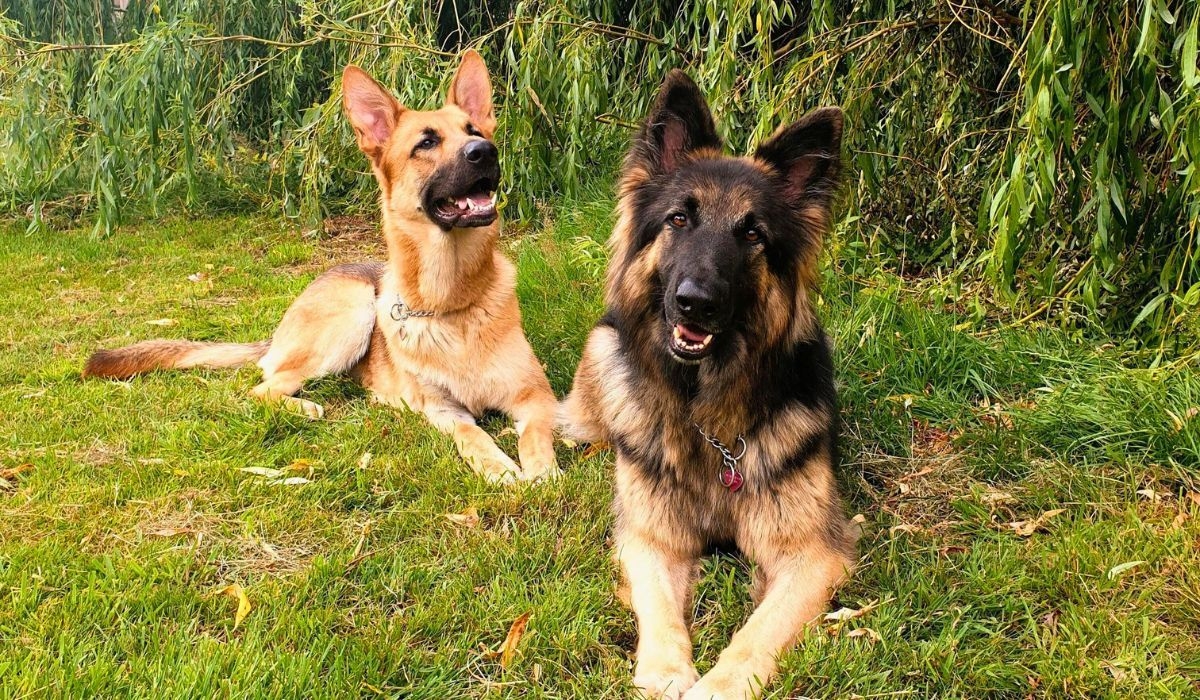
[85,52,559,484]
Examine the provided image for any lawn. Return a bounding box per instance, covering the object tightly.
[1,203,1198,699]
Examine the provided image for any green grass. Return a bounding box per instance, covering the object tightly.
[1,205,1198,699]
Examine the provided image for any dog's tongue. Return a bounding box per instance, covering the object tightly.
[676,324,708,343]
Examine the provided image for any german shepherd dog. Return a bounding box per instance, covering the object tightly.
[561,72,855,698]
[84,52,560,484]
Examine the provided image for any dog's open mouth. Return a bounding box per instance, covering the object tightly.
[430,178,498,228]
[669,322,716,362]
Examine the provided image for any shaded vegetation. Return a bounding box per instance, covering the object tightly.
[1,1,1198,341]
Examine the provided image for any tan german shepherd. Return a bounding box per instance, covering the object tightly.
[561,71,855,698]
[84,51,560,484]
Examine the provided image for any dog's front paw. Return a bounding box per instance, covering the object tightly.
[634,665,699,699]
[682,673,759,700]
[518,458,562,483]
[282,397,325,420]
[471,454,521,484]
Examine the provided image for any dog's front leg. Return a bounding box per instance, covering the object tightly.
[616,529,700,699]
[683,544,851,700]
[421,400,521,484]
[510,383,561,481]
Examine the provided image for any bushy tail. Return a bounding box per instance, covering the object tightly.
[82,339,270,380]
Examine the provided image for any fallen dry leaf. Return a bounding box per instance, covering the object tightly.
[1136,488,1161,502]
[497,612,532,668]
[357,452,372,470]
[1169,406,1199,432]
[213,583,252,630]
[845,627,881,642]
[901,466,935,481]
[145,318,177,326]
[147,527,194,538]
[239,466,283,479]
[271,476,311,486]
[446,506,480,528]
[558,437,578,449]
[1100,660,1130,682]
[284,458,314,475]
[979,489,1015,504]
[823,600,879,624]
[848,513,869,542]
[1172,511,1189,529]
[0,463,33,480]
[581,441,612,460]
[979,409,1015,430]
[1106,560,1146,580]
[1008,509,1066,537]
[187,272,207,283]
[351,521,373,559]
[888,523,922,536]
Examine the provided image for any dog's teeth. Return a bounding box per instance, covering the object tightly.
[673,326,683,340]
[701,334,713,347]
[488,192,498,205]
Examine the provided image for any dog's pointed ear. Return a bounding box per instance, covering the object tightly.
[446,49,496,135]
[630,70,721,175]
[753,107,843,207]
[343,66,405,160]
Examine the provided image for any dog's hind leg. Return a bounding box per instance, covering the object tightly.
[251,264,380,419]
[250,371,328,419]
[557,325,619,443]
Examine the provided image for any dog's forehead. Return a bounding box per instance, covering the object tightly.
[681,158,771,224]
[394,104,474,140]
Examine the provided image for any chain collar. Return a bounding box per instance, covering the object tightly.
[390,296,436,323]
[695,423,747,492]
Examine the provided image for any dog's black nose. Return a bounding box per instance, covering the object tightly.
[463,139,497,165]
[675,278,724,323]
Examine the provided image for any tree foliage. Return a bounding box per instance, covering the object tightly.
[1,1,1197,340]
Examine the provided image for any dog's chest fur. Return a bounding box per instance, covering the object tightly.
[354,256,529,416]
[574,321,839,549]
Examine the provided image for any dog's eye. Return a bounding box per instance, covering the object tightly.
[669,213,688,229]
[414,136,439,152]
[466,123,482,137]
[744,227,764,243]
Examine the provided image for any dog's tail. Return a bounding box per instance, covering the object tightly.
[83,339,271,380]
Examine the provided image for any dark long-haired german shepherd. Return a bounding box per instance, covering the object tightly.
[561,71,855,699]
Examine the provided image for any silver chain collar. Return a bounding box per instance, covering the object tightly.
[390,296,436,323]
[695,423,747,492]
